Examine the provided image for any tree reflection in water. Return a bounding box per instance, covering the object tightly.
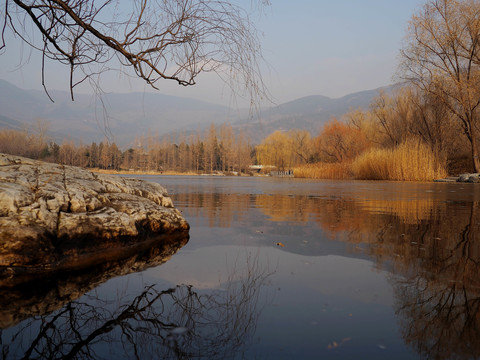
[304,195,480,359]
[176,189,480,359]
[1,250,273,360]
[316,196,480,360]
[390,202,480,360]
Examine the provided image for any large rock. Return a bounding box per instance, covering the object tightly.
[0,153,189,285]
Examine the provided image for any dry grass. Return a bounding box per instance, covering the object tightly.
[91,168,199,176]
[295,139,447,181]
[351,139,447,181]
[294,162,352,180]
[160,170,200,176]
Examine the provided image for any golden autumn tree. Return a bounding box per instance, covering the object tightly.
[287,129,316,164]
[256,131,292,170]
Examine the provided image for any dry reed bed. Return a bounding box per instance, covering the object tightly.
[294,162,352,180]
[295,139,448,181]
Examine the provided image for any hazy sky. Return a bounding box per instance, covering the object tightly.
[0,0,424,106]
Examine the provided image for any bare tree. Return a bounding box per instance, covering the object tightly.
[1,0,268,103]
[399,0,480,172]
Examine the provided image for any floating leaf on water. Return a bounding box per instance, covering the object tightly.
[327,337,351,350]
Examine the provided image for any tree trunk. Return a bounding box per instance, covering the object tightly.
[472,139,480,173]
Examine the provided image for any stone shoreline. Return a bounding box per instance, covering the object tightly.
[434,173,480,183]
[0,154,189,286]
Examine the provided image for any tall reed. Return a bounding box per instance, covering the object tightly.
[294,162,352,180]
[351,139,447,181]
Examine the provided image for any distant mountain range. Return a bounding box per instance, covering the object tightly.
[0,79,395,146]
[235,86,397,143]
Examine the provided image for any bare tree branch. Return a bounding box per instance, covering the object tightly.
[1,0,268,104]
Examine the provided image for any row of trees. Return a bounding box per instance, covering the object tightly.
[0,124,255,174]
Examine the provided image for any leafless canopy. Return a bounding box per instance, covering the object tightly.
[1,0,268,102]
[399,0,480,171]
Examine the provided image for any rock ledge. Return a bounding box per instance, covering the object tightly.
[0,153,189,282]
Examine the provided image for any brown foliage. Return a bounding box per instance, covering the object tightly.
[315,118,370,163]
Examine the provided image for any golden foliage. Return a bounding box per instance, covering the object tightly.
[255,131,291,169]
[255,129,315,170]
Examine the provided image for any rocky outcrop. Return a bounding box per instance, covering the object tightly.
[457,173,480,183]
[0,153,189,285]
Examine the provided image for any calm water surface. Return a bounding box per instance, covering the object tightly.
[2,176,480,359]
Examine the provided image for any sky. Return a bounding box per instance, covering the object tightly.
[0,0,425,107]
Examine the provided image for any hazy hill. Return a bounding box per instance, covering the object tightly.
[0,79,394,146]
[0,114,24,131]
[0,79,240,146]
[233,85,395,143]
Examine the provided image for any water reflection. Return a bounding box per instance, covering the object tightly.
[169,181,480,359]
[3,175,480,359]
[391,202,480,360]
[0,234,189,329]
[0,248,273,360]
[322,197,480,359]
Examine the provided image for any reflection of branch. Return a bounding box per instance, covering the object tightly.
[2,252,273,359]
[22,307,71,359]
[391,203,480,360]
[394,275,480,360]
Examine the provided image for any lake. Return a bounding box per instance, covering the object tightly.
[1,176,480,359]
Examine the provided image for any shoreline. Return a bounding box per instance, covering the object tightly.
[91,169,202,176]
[71,168,480,183]
[90,168,259,177]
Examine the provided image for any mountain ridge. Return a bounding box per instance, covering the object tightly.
[0,79,395,146]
